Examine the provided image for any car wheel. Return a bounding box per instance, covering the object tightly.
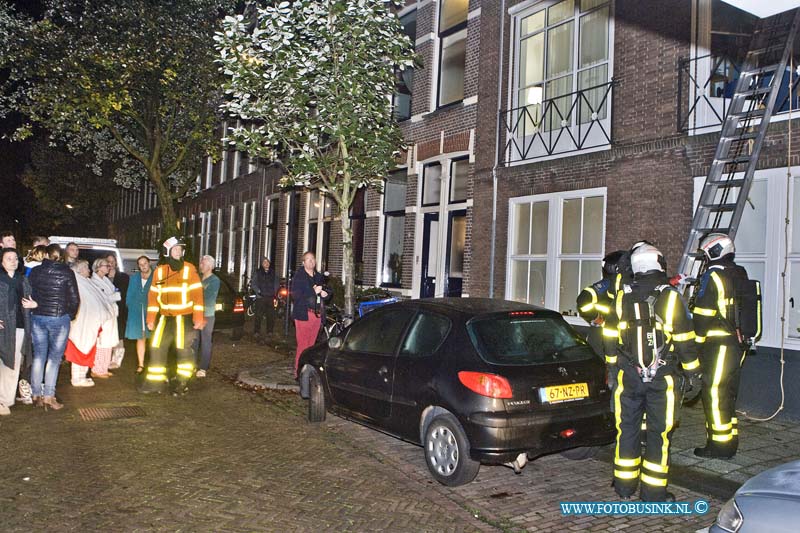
[560,446,601,460]
[423,414,480,486]
[307,370,326,423]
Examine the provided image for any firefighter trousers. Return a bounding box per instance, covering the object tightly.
[613,366,682,501]
[699,339,744,454]
[146,315,197,385]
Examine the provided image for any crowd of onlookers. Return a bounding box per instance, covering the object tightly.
[0,231,222,414]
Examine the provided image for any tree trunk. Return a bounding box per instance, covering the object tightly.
[339,212,355,318]
[149,168,179,238]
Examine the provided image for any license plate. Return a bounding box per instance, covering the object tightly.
[539,383,589,404]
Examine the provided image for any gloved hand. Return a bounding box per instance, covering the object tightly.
[683,371,703,402]
[669,273,692,289]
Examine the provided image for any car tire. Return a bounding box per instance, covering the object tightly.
[560,446,601,460]
[307,370,326,423]
[423,414,480,486]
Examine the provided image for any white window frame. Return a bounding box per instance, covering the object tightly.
[227,205,236,274]
[215,208,223,269]
[505,186,607,324]
[693,167,800,351]
[305,189,334,271]
[506,0,615,163]
[264,194,280,264]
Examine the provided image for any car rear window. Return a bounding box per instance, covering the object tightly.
[467,313,593,366]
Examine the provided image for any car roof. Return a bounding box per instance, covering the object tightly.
[402,298,556,318]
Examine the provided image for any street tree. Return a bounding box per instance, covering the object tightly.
[0,0,233,234]
[216,0,414,316]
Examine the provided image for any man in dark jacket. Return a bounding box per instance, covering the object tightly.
[252,257,276,340]
[28,244,80,409]
[105,252,129,369]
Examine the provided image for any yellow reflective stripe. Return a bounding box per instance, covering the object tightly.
[158,287,192,293]
[188,282,203,290]
[661,375,675,467]
[711,345,726,432]
[693,307,717,317]
[672,331,695,342]
[160,302,194,310]
[643,459,668,474]
[603,328,618,338]
[711,421,733,431]
[710,271,726,318]
[616,290,623,318]
[682,359,700,371]
[595,304,611,314]
[615,457,641,467]
[149,286,160,293]
[157,267,164,281]
[151,316,166,348]
[712,433,733,442]
[183,266,190,280]
[145,374,168,382]
[177,363,194,370]
[666,290,677,329]
[587,287,598,303]
[695,336,706,344]
[706,330,731,337]
[580,303,595,313]
[148,366,167,374]
[605,355,618,364]
[614,368,625,466]
[193,305,204,312]
[614,470,640,480]
[176,315,184,349]
[640,473,667,487]
[147,306,160,312]
[618,321,628,330]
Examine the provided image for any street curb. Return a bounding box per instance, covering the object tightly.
[236,368,300,393]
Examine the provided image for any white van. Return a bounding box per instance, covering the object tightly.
[48,236,125,271]
[119,248,159,273]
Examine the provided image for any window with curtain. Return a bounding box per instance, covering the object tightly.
[438,0,468,107]
[508,189,605,314]
[382,170,407,286]
[393,9,417,121]
[515,0,611,132]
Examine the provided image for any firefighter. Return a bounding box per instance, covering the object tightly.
[692,233,751,459]
[607,244,702,501]
[140,237,205,395]
[577,250,627,400]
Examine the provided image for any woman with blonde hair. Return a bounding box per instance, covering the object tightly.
[88,258,120,379]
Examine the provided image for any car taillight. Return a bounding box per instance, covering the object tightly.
[458,371,513,399]
[233,297,244,313]
[279,288,288,297]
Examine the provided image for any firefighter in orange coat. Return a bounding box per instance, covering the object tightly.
[140,237,205,395]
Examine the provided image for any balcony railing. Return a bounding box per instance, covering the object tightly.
[499,80,614,165]
[677,54,800,134]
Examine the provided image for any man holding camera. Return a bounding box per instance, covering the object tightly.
[290,251,331,379]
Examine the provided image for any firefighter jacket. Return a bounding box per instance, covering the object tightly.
[577,275,615,323]
[607,271,699,373]
[146,262,205,326]
[691,258,748,344]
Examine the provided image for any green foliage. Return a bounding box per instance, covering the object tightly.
[0,0,234,230]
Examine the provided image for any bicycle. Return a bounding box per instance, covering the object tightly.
[322,303,352,340]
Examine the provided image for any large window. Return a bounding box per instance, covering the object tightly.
[393,9,417,121]
[437,0,468,107]
[514,0,611,130]
[382,170,407,286]
[507,188,606,316]
[264,196,280,264]
[307,190,334,273]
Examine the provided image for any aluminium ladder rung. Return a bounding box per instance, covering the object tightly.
[699,203,738,212]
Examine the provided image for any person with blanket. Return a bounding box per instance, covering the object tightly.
[66,260,115,387]
[88,258,120,379]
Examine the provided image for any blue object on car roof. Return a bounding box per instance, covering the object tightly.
[357,296,400,317]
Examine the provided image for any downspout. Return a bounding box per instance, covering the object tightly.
[489,0,507,298]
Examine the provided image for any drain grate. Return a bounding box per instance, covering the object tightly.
[79,406,146,421]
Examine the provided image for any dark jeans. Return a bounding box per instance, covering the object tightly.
[30,314,71,397]
[253,297,275,335]
[194,315,216,371]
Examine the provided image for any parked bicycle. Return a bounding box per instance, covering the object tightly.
[322,303,352,340]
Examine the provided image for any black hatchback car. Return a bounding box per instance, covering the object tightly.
[298,298,615,486]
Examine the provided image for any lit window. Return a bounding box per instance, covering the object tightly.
[437,0,468,108]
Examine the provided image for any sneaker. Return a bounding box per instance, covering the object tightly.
[108,363,120,370]
[0,404,10,416]
[72,379,95,388]
[195,369,207,378]
[17,379,32,405]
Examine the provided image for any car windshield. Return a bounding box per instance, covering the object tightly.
[467,313,593,366]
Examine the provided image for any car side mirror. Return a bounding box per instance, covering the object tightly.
[328,336,342,350]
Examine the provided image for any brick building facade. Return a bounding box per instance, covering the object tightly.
[111,0,800,415]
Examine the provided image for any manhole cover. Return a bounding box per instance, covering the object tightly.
[79,406,146,421]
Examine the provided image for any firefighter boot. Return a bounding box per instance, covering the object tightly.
[694,442,735,459]
[138,379,168,395]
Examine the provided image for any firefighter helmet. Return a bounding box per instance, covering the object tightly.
[630,244,664,274]
[699,233,735,261]
[602,250,627,276]
[162,236,186,255]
